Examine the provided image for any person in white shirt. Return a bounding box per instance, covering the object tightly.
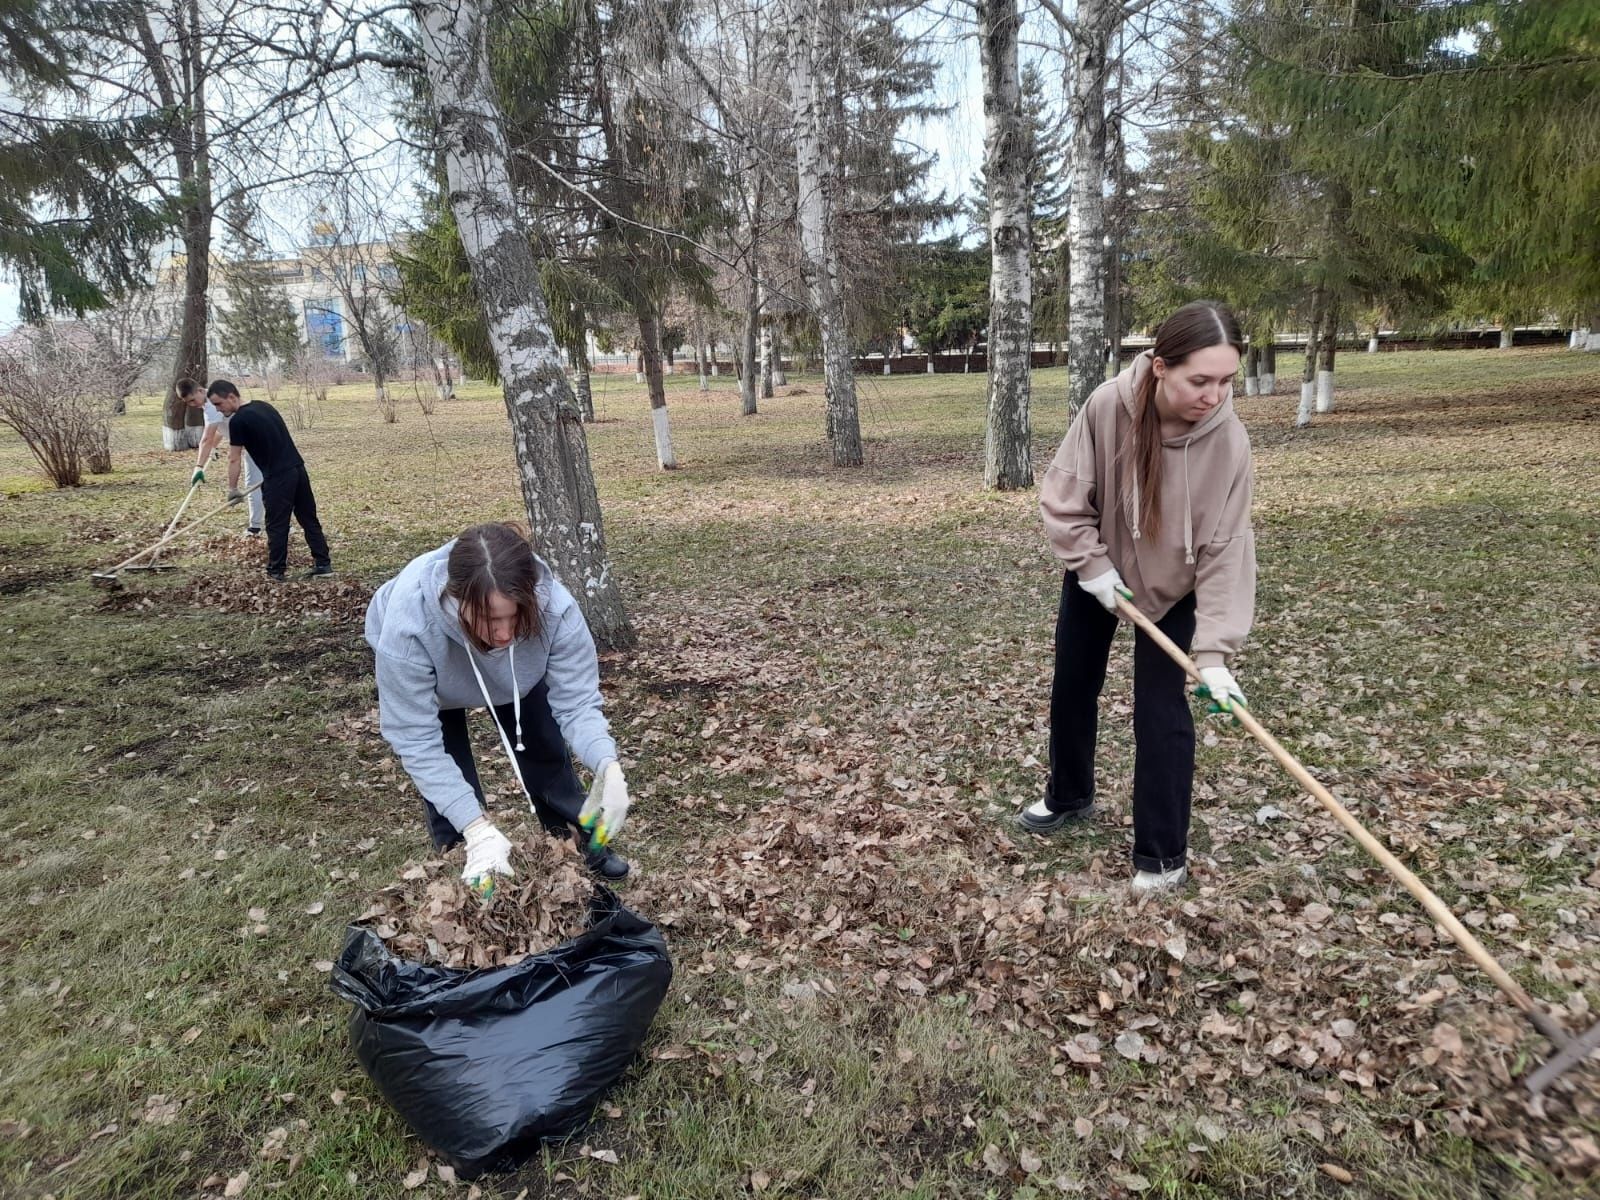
[177,376,264,534]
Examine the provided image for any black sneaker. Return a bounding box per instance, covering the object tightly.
[584,845,631,880]
[303,564,334,580]
[264,570,286,584]
[1017,798,1095,834]
[245,527,262,537]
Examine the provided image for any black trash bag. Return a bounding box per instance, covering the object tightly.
[329,886,672,1178]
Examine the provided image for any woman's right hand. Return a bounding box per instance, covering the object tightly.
[1077,566,1129,613]
[462,817,514,889]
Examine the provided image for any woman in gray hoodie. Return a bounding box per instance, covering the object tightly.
[364,522,632,885]
[1025,301,1256,894]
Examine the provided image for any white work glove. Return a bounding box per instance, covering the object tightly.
[1198,666,1247,717]
[579,760,630,849]
[1077,566,1130,614]
[461,816,514,892]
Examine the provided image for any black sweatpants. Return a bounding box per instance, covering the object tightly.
[260,465,330,578]
[425,678,586,850]
[1046,571,1197,872]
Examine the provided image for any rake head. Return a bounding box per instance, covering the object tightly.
[1527,1014,1600,1095]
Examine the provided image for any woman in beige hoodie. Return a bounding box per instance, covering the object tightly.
[1023,301,1256,894]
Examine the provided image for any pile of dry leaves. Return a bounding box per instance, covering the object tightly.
[356,828,596,969]
[173,568,372,624]
[628,741,1600,1172]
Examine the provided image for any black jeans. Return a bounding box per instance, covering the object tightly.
[260,465,330,577]
[426,679,586,850]
[1046,572,1197,872]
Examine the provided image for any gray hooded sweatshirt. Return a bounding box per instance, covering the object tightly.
[1039,350,1256,668]
[363,541,619,833]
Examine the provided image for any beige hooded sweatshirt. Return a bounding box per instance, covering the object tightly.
[1039,350,1256,668]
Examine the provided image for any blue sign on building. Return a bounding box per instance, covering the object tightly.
[304,301,344,357]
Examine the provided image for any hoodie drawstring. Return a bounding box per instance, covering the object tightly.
[509,643,525,750]
[1183,438,1195,565]
[463,639,536,818]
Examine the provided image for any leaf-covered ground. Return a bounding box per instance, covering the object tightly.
[1,349,1596,1199]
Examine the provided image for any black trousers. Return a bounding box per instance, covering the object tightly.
[426,679,586,850]
[1046,572,1197,872]
[261,465,330,577]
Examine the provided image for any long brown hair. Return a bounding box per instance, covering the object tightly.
[444,522,543,652]
[1121,300,1245,539]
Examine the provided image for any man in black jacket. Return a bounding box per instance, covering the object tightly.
[205,379,332,581]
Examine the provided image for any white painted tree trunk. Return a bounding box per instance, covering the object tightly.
[772,322,787,386]
[1065,0,1116,419]
[1315,307,1337,413]
[416,0,631,646]
[787,0,862,466]
[1243,343,1260,395]
[1499,323,1514,350]
[1367,333,1379,354]
[635,301,677,469]
[1570,328,1583,349]
[652,407,675,466]
[882,361,891,375]
[977,0,1034,491]
[1260,338,1276,395]
[1296,293,1322,427]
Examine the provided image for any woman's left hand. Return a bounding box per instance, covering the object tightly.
[1197,666,1247,717]
[580,761,631,848]
[1196,668,1241,713]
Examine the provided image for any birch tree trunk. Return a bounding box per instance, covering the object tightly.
[979,0,1031,490]
[694,316,710,391]
[1065,0,1117,418]
[416,0,632,646]
[635,300,677,467]
[759,282,776,399]
[571,342,594,422]
[741,274,760,415]
[787,0,862,466]
[771,319,787,386]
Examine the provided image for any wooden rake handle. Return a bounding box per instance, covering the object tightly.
[1112,593,1572,1050]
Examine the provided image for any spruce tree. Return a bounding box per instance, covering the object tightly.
[215,197,299,374]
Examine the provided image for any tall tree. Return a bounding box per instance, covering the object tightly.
[1040,0,1122,418]
[1246,0,1600,325]
[785,0,861,466]
[0,0,166,320]
[215,196,299,375]
[977,0,1032,489]
[415,0,632,645]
